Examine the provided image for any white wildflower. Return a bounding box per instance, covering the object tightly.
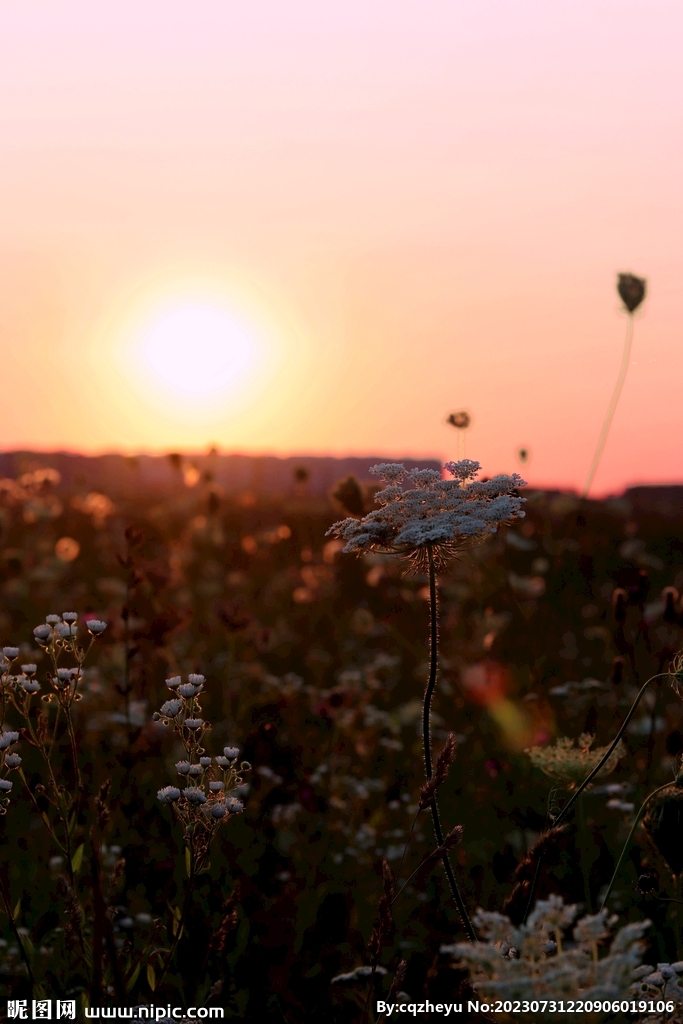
[445,896,650,1019]
[327,460,525,570]
[526,733,626,783]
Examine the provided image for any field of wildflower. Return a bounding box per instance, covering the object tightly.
[0,445,682,1022]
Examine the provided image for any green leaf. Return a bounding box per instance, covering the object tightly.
[185,846,191,878]
[126,961,141,993]
[12,898,20,921]
[146,962,156,992]
[71,844,85,874]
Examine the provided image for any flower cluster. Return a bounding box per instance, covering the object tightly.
[526,733,626,784]
[0,723,20,814]
[155,674,248,869]
[443,895,651,1020]
[326,460,525,570]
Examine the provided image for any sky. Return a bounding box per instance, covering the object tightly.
[0,0,682,495]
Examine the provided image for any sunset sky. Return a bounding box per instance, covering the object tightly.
[1,0,682,495]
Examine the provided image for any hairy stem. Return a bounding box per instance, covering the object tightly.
[424,545,476,942]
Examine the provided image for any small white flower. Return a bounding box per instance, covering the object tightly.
[0,732,19,750]
[62,612,78,623]
[2,647,19,659]
[178,683,200,698]
[183,787,206,804]
[0,779,12,792]
[20,678,40,694]
[33,625,52,642]
[225,796,244,814]
[188,764,203,776]
[165,676,182,689]
[54,622,71,638]
[199,756,212,766]
[214,756,230,767]
[209,781,224,792]
[3,754,21,769]
[157,786,181,803]
[188,674,205,686]
[20,664,36,675]
[86,619,107,636]
[45,615,60,625]
[210,802,227,818]
[160,699,182,718]
[223,746,239,759]
[185,718,204,730]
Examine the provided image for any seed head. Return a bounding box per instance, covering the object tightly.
[617,273,646,313]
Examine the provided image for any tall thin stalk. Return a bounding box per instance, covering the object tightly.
[583,315,634,498]
[424,545,476,942]
[523,670,668,920]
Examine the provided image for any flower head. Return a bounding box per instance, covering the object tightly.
[165,675,182,689]
[86,619,107,636]
[3,754,21,769]
[617,273,647,313]
[185,718,204,730]
[183,787,206,804]
[160,699,182,718]
[157,786,181,804]
[62,612,78,623]
[2,647,19,659]
[175,760,192,775]
[526,733,625,783]
[0,779,13,793]
[33,625,52,642]
[326,460,525,570]
[0,732,19,750]
[223,746,239,760]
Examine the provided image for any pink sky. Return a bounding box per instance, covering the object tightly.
[0,0,681,495]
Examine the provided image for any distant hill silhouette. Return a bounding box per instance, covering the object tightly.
[0,451,442,500]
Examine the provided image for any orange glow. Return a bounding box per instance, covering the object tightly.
[0,2,681,491]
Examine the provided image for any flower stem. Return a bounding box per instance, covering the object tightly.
[0,872,36,991]
[424,545,476,942]
[583,314,634,498]
[523,671,667,921]
[599,781,672,911]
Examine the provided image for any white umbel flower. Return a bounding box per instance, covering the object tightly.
[327,460,525,570]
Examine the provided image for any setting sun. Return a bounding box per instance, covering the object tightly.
[134,303,259,402]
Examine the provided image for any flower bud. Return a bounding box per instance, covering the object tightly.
[617,273,646,313]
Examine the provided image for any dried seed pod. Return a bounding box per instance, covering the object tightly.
[617,273,646,313]
[642,784,683,877]
[612,588,627,623]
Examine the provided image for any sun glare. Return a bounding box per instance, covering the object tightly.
[135,303,259,402]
